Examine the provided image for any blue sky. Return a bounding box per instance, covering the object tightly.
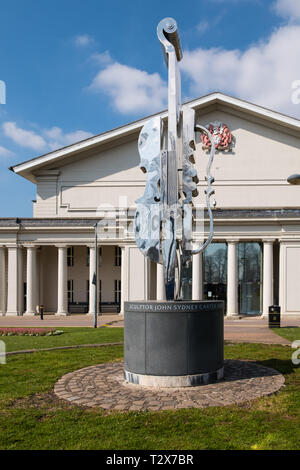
[0,0,300,216]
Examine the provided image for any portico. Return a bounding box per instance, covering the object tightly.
[0,211,296,316]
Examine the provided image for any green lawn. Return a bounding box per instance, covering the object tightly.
[1,327,124,352]
[272,327,300,343]
[0,337,299,450]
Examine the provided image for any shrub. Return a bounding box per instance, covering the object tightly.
[0,327,64,336]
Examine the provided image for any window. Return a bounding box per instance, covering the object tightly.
[23,282,27,312]
[67,247,74,267]
[99,246,102,266]
[114,280,121,304]
[99,280,102,303]
[68,280,74,303]
[115,246,121,266]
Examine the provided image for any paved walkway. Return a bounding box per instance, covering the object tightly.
[0,313,298,345]
[54,360,285,410]
[223,316,298,345]
[0,314,124,328]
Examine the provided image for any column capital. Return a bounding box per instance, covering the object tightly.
[55,244,69,249]
[86,244,96,250]
[192,239,204,249]
[23,244,39,249]
[227,239,239,244]
[262,239,274,244]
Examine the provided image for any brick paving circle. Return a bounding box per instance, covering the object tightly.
[54,360,285,411]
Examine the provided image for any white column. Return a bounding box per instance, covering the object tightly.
[88,246,96,315]
[192,252,203,300]
[263,240,274,317]
[18,248,24,315]
[0,247,6,315]
[24,247,38,315]
[227,240,239,316]
[127,246,149,301]
[6,246,21,315]
[120,246,127,315]
[56,246,68,315]
[156,263,166,300]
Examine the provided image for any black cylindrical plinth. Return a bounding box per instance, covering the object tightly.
[124,300,224,387]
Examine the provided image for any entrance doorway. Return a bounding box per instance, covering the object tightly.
[238,242,262,315]
[203,243,227,310]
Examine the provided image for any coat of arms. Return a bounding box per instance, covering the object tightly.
[201,121,233,151]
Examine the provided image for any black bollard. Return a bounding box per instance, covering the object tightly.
[40,305,44,321]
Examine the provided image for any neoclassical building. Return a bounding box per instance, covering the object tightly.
[1,92,300,317]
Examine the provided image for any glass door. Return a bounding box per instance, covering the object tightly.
[238,242,262,315]
[181,262,192,300]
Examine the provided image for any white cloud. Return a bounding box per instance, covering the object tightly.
[180,23,300,117]
[3,122,47,150]
[90,51,113,65]
[0,145,14,158]
[2,122,93,153]
[74,34,94,47]
[273,0,300,21]
[44,126,93,150]
[197,21,209,35]
[89,61,167,114]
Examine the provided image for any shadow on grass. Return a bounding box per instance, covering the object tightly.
[255,358,298,376]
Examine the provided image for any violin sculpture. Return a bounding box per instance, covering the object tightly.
[134,18,216,301]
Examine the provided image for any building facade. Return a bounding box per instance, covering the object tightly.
[1,93,300,317]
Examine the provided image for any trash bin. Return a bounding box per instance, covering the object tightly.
[39,305,44,320]
[268,305,280,328]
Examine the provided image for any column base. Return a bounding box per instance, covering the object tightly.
[5,311,21,316]
[24,311,39,316]
[125,367,224,387]
[226,312,240,317]
[55,311,70,316]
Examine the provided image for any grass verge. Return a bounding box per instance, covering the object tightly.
[0,341,299,450]
[0,327,124,352]
[272,327,300,343]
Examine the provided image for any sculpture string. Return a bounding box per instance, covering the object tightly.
[134,17,216,301]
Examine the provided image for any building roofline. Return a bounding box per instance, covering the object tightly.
[10,92,300,180]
